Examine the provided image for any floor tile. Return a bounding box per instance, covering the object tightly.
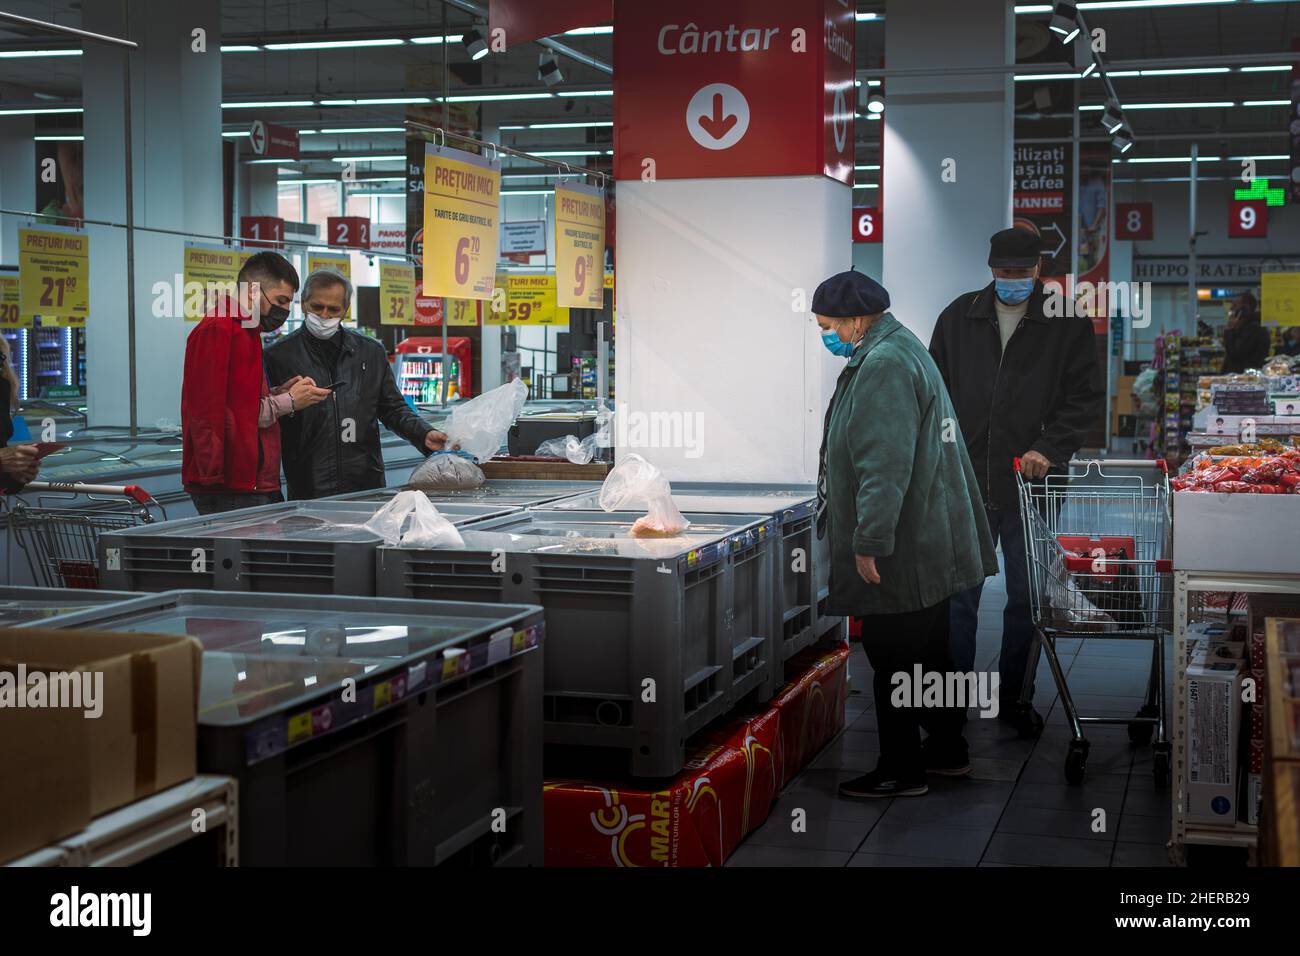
[859,821,992,862]
[1116,813,1172,846]
[1111,841,1174,867]
[982,833,1112,867]
[726,844,851,867]
[879,794,1008,830]
[848,852,977,867]
[744,813,878,853]
[995,805,1112,842]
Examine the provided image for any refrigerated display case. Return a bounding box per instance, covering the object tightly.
[325,478,599,507]
[394,336,472,403]
[6,324,83,402]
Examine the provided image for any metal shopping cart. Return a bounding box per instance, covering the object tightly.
[5,481,166,589]
[1017,458,1173,788]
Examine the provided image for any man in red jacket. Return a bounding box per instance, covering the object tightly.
[182,252,329,516]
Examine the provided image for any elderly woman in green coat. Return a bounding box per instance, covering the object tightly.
[814,270,997,799]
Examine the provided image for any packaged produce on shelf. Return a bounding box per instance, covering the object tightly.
[1172,447,1300,493]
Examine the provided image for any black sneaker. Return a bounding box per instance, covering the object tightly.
[839,770,928,799]
[999,702,1044,739]
[922,750,973,777]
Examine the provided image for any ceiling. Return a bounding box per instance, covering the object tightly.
[0,1,1297,188]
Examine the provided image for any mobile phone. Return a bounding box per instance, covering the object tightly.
[32,442,67,459]
[319,380,347,391]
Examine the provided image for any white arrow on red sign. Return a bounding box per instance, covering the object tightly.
[249,120,267,156]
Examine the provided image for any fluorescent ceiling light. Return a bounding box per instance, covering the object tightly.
[1242,99,1289,106]
[314,126,405,134]
[1240,65,1291,73]
[223,100,315,108]
[865,113,882,121]
[438,93,555,102]
[1227,154,1287,161]
[853,184,881,189]
[1119,155,1222,163]
[319,97,430,105]
[264,39,404,50]
[1081,101,1233,110]
[347,191,405,197]
[33,135,83,141]
[564,26,613,35]
[559,89,613,97]
[0,49,81,58]
[278,178,337,185]
[329,154,405,162]
[502,173,557,179]
[354,176,405,182]
[222,130,250,137]
[0,107,82,115]
[1133,67,1229,76]
[530,150,604,156]
[410,35,464,44]
[521,120,613,129]
[502,190,554,196]
[245,158,297,165]
[855,164,882,171]
[1019,0,1239,8]
[220,45,261,53]
[856,12,882,19]
[1015,72,1082,80]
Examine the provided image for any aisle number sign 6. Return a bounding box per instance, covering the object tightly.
[852,207,881,243]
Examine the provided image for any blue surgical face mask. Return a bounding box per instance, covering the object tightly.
[821,328,855,358]
[994,277,1034,305]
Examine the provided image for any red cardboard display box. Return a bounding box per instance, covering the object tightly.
[544,643,849,867]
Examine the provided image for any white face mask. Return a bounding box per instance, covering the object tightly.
[304,312,342,339]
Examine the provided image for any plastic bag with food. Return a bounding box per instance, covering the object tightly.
[408,450,486,490]
[598,453,690,538]
[535,434,598,464]
[363,489,465,548]
[441,378,528,462]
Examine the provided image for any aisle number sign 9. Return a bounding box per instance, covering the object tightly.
[305,251,352,319]
[379,261,415,326]
[421,143,500,301]
[19,225,89,326]
[0,274,27,328]
[554,181,606,309]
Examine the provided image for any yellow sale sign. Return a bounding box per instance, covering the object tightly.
[182,243,251,320]
[19,225,88,326]
[485,274,569,326]
[422,143,501,301]
[554,181,605,309]
[1261,271,1300,328]
[305,251,353,318]
[379,261,416,326]
[446,297,480,326]
[0,274,29,328]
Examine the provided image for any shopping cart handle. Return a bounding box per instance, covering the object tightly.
[22,480,156,504]
[1013,457,1021,474]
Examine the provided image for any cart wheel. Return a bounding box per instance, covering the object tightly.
[1128,704,1157,746]
[1064,740,1089,785]
[1152,744,1171,790]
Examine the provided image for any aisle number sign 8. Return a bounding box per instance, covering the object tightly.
[1114,202,1153,241]
[421,144,501,301]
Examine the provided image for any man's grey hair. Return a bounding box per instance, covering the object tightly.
[301,268,353,307]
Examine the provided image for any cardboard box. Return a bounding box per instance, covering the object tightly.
[0,628,201,823]
[1173,492,1300,575]
[1185,651,1244,825]
[1115,375,1137,416]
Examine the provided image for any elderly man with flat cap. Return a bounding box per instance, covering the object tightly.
[814,269,997,799]
[930,228,1104,738]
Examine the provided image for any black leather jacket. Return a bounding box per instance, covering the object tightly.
[264,328,431,500]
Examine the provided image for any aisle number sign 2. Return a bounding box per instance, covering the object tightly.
[379,261,415,326]
[554,181,606,309]
[421,143,501,300]
[305,251,353,319]
[0,273,28,328]
[19,225,89,326]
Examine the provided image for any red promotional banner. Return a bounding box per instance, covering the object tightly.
[614,0,853,184]
[489,0,610,48]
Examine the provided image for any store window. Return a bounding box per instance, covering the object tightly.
[278,183,303,223]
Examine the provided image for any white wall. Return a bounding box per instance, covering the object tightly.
[616,175,850,483]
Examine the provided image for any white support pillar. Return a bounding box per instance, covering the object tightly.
[881,0,1015,344]
[82,0,223,429]
[0,116,36,266]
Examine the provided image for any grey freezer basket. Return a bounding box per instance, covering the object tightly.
[376,509,776,778]
[0,585,138,627]
[539,481,838,662]
[95,499,517,595]
[35,589,546,867]
[323,478,600,508]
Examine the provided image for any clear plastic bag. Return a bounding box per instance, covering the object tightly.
[535,434,597,465]
[442,379,528,462]
[598,453,690,538]
[363,489,465,548]
[408,451,485,490]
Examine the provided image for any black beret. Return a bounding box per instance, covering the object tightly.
[811,269,889,318]
[988,227,1042,268]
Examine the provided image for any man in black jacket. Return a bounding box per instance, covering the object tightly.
[264,269,447,499]
[929,228,1104,737]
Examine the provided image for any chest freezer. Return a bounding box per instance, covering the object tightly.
[0,586,137,627]
[324,478,600,509]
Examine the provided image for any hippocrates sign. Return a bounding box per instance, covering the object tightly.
[19,225,89,325]
[1133,256,1267,285]
[421,143,501,300]
[554,181,605,309]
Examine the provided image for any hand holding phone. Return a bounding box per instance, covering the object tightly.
[318,381,348,391]
[33,442,67,460]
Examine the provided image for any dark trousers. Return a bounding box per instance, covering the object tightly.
[190,490,283,516]
[857,598,966,781]
[950,504,1036,704]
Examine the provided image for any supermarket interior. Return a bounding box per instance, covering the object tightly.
[0,0,1299,900]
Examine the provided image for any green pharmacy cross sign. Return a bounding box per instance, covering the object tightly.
[1234,178,1286,207]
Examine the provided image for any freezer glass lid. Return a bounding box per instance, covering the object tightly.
[93,607,502,723]
[183,504,387,541]
[552,491,812,513]
[456,515,745,558]
[0,599,119,625]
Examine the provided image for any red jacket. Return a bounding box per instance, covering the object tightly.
[181,300,282,494]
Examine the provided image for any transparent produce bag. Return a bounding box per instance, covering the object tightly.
[535,434,597,465]
[363,490,465,548]
[408,450,486,491]
[598,453,691,538]
[442,378,528,462]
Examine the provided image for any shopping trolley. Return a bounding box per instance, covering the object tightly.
[5,481,166,589]
[1016,458,1173,788]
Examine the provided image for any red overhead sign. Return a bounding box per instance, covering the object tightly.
[489,0,611,48]
[1114,202,1153,240]
[249,120,299,159]
[1228,199,1268,239]
[613,0,855,184]
[327,216,371,249]
[240,216,284,248]
[852,207,881,243]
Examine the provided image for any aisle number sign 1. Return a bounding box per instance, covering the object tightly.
[19,225,89,327]
[182,243,252,320]
[379,261,415,326]
[305,251,353,319]
[422,143,501,300]
[0,273,28,328]
[554,181,606,309]
[485,274,570,326]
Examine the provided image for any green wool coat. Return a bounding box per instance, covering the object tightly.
[818,313,998,616]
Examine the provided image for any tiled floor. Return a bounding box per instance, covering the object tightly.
[728,567,1176,867]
